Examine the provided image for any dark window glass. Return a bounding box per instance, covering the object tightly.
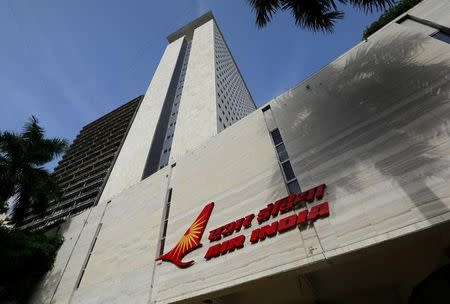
[432,31,450,44]
[159,238,165,255]
[282,161,296,181]
[276,143,289,162]
[270,129,283,146]
[162,219,168,237]
[287,180,301,194]
[167,188,173,203]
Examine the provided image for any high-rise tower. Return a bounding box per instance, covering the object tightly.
[21,96,142,230]
[99,12,256,204]
[30,2,450,303]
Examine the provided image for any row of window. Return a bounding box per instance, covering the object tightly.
[270,129,301,194]
[158,41,192,169]
[214,25,255,131]
[159,188,172,255]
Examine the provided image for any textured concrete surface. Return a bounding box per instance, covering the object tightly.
[31,1,450,303]
[170,19,218,162]
[99,38,183,204]
[71,167,169,304]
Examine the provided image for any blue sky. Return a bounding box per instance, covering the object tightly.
[0,0,384,169]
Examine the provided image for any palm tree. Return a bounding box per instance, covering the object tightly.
[0,116,67,224]
[246,0,396,32]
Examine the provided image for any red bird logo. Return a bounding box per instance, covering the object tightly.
[156,202,214,268]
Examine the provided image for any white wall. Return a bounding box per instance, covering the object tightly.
[31,1,450,303]
[152,0,450,302]
[270,0,450,259]
[98,38,184,204]
[151,111,327,303]
[170,20,218,162]
[70,167,169,304]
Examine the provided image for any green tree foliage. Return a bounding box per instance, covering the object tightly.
[0,226,63,303]
[246,0,395,32]
[363,0,423,39]
[0,116,67,223]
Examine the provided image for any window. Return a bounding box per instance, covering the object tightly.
[266,124,301,194]
[76,223,102,289]
[287,180,301,194]
[270,129,283,146]
[167,188,172,203]
[276,143,289,162]
[159,187,172,256]
[431,31,450,44]
[282,161,296,181]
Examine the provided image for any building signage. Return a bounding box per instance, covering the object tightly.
[157,184,329,268]
[157,202,214,268]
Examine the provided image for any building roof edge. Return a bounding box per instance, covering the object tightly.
[167,11,214,42]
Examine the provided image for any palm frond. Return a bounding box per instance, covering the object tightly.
[247,0,396,31]
[1,116,67,222]
[28,138,68,166]
[341,0,396,13]
[11,184,31,223]
[282,0,344,32]
[0,155,15,204]
[0,131,24,162]
[247,0,281,27]
[22,115,44,143]
[32,174,61,214]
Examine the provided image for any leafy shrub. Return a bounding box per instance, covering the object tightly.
[0,227,63,303]
[363,0,423,40]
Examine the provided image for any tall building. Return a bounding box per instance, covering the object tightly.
[21,96,142,231]
[32,2,450,304]
[98,12,256,206]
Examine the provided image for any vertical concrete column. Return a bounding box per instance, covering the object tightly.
[170,19,218,161]
[99,38,184,203]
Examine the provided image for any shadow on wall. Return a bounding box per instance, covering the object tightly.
[257,28,450,304]
[285,29,449,223]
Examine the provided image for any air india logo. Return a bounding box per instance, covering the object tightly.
[156,202,215,268]
[157,183,330,269]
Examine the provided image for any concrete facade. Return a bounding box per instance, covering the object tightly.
[21,96,142,231]
[32,1,450,303]
[99,38,184,204]
[170,19,218,161]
